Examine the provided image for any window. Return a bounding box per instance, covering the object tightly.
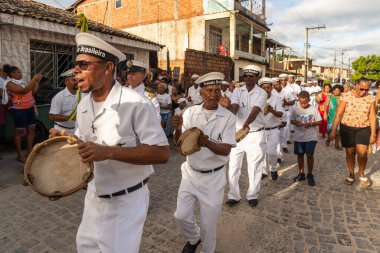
[30,40,76,105]
[115,0,122,9]
[209,26,223,55]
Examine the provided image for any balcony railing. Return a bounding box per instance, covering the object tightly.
[235,0,265,24]
[235,50,267,63]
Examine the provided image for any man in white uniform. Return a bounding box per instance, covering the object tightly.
[50,33,169,253]
[49,69,80,135]
[172,72,236,253]
[287,74,301,134]
[259,78,284,180]
[187,74,203,105]
[276,75,295,153]
[220,65,267,208]
[126,60,161,119]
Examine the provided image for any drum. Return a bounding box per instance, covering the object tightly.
[177,127,203,156]
[23,136,93,201]
[235,127,249,142]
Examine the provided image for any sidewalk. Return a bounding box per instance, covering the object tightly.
[0,139,379,253]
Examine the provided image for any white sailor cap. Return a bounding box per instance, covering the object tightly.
[177,98,187,104]
[195,72,225,88]
[272,77,280,82]
[295,77,302,82]
[60,69,75,78]
[279,74,288,79]
[307,80,313,84]
[288,74,295,78]
[221,81,230,86]
[242,65,262,75]
[191,74,200,80]
[258,77,273,86]
[313,80,318,84]
[126,60,148,72]
[75,33,126,62]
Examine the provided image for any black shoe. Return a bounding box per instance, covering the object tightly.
[282,148,288,153]
[291,130,295,133]
[271,171,278,180]
[248,199,258,207]
[262,173,268,179]
[293,172,306,182]
[287,141,292,144]
[225,199,240,206]
[182,239,201,253]
[307,174,315,186]
[277,158,282,164]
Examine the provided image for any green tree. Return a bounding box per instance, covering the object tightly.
[351,55,380,81]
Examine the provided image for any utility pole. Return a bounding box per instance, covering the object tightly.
[340,51,344,84]
[333,51,337,82]
[348,57,357,80]
[304,25,326,83]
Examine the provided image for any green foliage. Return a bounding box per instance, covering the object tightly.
[276,54,298,61]
[351,55,380,81]
[324,79,332,85]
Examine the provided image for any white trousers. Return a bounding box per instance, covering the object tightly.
[277,144,282,159]
[76,185,149,253]
[227,130,266,200]
[279,124,287,149]
[174,162,226,253]
[264,128,280,173]
[284,111,292,141]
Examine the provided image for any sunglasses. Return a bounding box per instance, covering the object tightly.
[243,73,258,78]
[359,87,369,92]
[75,60,105,70]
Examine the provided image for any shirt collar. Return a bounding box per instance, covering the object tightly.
[63,87,76,97]
[102,81,123,111]
[133,83,145,94]
[193,103,229,117]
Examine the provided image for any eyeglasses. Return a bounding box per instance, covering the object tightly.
[243,74,258,79]
[75,60,105,70]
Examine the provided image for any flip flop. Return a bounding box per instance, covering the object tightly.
[344,177,354,185]
[359,177,371,188]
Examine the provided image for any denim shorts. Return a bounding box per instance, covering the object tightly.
[9,107,36,129]
[294,141,317,155]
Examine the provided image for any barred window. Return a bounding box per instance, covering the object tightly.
[115,0,122,8]
[30,40,76,105]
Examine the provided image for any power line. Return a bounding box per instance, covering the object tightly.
[51,0,66,9]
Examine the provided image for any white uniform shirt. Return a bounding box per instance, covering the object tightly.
[288,83,302,97]
[272,88,295,111]
[75,82,168,195]
[187,85,203,105]
[156,93,171,114]
[264,94,285,128]
[49,88,78,132]
[231,84,267,131]
[133,83,161,119]
[182,104,236,171]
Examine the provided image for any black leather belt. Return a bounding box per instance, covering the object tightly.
[285,109,289,111]
[250,127,264,133]
[98,177,149,198]
[265,126,278,130]
[192,165,224,174]
[54,122,75,129]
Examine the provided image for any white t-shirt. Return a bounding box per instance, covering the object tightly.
[291,105,322,142]
[272,88,295,111]
[174,107,187,116]
[156,93,172,114]
[49,88,78,132]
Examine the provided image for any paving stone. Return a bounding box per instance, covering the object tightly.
[337,233,352,246]
[355,238,374,250]
[294,242,305,253]
[315,228,332,235]
[319,236,336,244]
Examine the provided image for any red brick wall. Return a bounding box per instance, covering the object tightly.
[76,0,204,29]
[184,49,231,88]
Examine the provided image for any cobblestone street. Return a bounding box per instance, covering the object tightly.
[0,138,379,253]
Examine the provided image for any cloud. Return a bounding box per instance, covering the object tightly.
[267,0,380,65]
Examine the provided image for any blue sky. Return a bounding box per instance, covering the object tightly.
[36,0,380,67]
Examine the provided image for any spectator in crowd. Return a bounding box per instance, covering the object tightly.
[343,83,351,93]
[324,84,344,150]
[186,74,203,105]
[174,97,188,116]
[329,78,376,187]
[375,80,380,149]
[171,85,183,113]
[3,65,42,163]
[316,83,332,138]
[157,82,172,132]
[0,64,9,160]
[291,91,322,186]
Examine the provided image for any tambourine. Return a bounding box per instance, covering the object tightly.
[235,127,249,142]
[263,103,270,116]
[177,127,203,156]
[23,136,93,201]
